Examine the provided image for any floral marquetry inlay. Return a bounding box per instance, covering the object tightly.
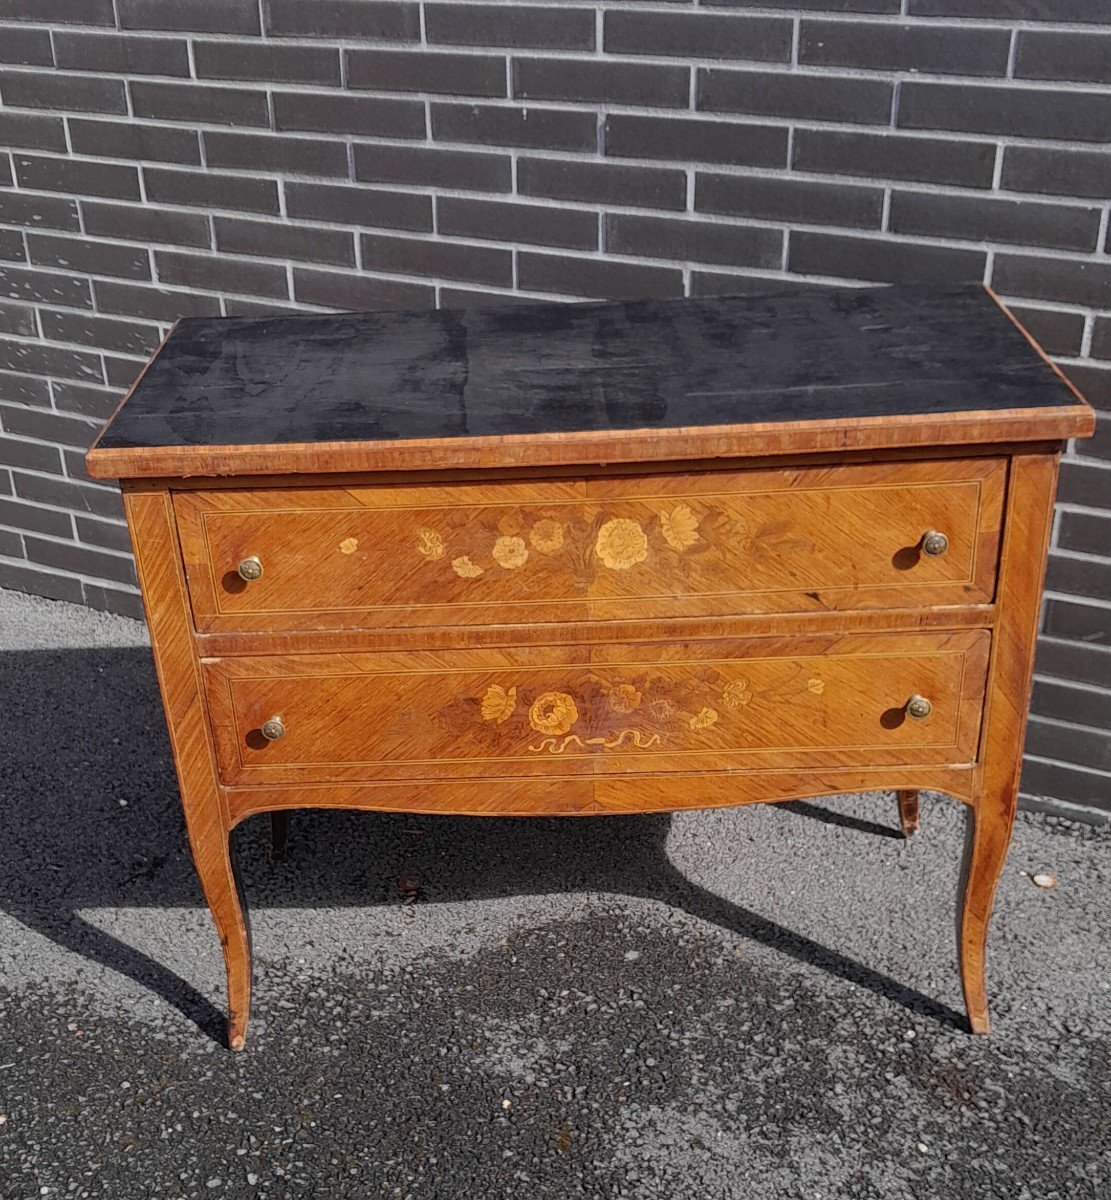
[452,668,825,756]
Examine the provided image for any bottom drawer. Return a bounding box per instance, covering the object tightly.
[202,630,990,787]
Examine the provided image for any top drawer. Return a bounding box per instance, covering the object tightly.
[174,456,1005,635]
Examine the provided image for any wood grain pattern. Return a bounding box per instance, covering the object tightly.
[175,457,1005,633]
[897,789,920,838]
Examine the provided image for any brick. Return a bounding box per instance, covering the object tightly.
[0,371,51,407]
[427,4,594,50]
[0,0,114,25]
[1092,318,1111,361]
[993,255,1111,312]
[431,103,597,153]
[0,470,9,495]
[2,402,99,446]
[360,233,513,287]
[907,0,1110,20]
[76,515,133,555]
[156,250,290,300]
[1046,552,1111,604]
[95,281,221,322]
[265,0,419,40]
[15,154,141,202]
[40,311,161,358]
[83,581,144,619]
[0,28,53,67]
[700,68,892,125]
[0,433,63,473]
[347,49,506,98]
[285,182,433,232]
[0,229,25,262]
[891,191,1101,253]
[1059,458,1111,510]
[0,160,12,190]
[195,40,341,86]
[0,69,126,115]
[607,213,782,269]
[0,265,91,310]
[1045,597,1111,646]
[144,167,280,215]
[1026,717,1111,773]
[1020,759,1110,814]
[439,287,539,309]
[437,198,597,251]
[51,381,127,420]
[0,525,22,557]
[790,232,985,285]
[215,216,356,267]
[698,173,882,230]
[515,58,689,109]
[119,0,261,34]
[1007,307,1086,359]
[0,494,72,538]
[707,0,899,10]
[54,31,190,76]
[68,119,201,166]
[1037,638,1111,694]
[1016,31,1111,86]
[25,535,137,586]
[1059,511,1111,561]
[792,128,994,189]
[900,82,1111,144]
[130,81,270,128]
[354,143,511,193]
[0,338,102,383]
[518,158,686,211]
[605,114,787,169]
[0,303,36,338]
[103,355,148,390]
[1002,146,1111,201]
[28,234,151,281]
[292,267,433,311]
[512,252,685,301]
[801,20,1010,75]
[0,560,84,605]
[1065,365,1111,413]
[83,200,212,248]
[0,112,66,153]
[606,11,791,62]
[203,130,348,179]
[14,471,123,520]
[273,92,424,140]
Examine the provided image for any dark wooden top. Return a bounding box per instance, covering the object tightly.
[87,284,1094,480]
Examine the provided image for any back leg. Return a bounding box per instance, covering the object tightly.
[897,790,920,838]
[270,811,291,862]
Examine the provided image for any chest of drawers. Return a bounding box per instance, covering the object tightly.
[87,284,1094,1050]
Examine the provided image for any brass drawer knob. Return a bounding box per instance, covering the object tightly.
[260,716,285,741]
[237,555,263,581]
[920,530,949,557]
[906,694,932,721]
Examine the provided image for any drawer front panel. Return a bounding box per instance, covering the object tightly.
[176,458,1005,633]
[203,630,990,787]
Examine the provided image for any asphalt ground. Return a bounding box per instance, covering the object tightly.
[0,585,1108,1199]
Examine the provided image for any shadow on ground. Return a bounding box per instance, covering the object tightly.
[0,646,966,1047]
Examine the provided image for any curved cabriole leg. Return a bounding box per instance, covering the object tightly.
[897,789,920,838]
[270,810,291,862]
[186,818,252,1051]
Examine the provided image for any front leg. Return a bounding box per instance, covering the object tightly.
[896,789,919,838]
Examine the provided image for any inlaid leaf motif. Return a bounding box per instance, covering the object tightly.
[481,684,517,724]
[417,528,445,560]
[452,555,483,578]
[659,503,699,551]
[807,677,825,695]
[689,707,719,731]
[722,679,752,710]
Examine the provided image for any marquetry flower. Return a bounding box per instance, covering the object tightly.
[722,679,752,710]
[452,555,484,578]
[492,535,529,570]
[607,683,642,715]
[660,503,699,551]
[689,707,719,731]
[807,678,825,695]
[650,698,678,722]
[417,528,445,560]
[339,537,359,555]
[529,518,565,555]
[529,691,579,737]
[481,684,517,724]
[595,518,648,570]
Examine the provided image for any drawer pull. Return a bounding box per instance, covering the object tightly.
[905,694,933,721]
[260,716,286,741]
[920,530,949,557]
[237,555,263,581]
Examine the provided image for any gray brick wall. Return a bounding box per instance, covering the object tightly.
[0,1,1107,819]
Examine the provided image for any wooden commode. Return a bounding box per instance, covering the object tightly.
[86,284,1095,1050]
